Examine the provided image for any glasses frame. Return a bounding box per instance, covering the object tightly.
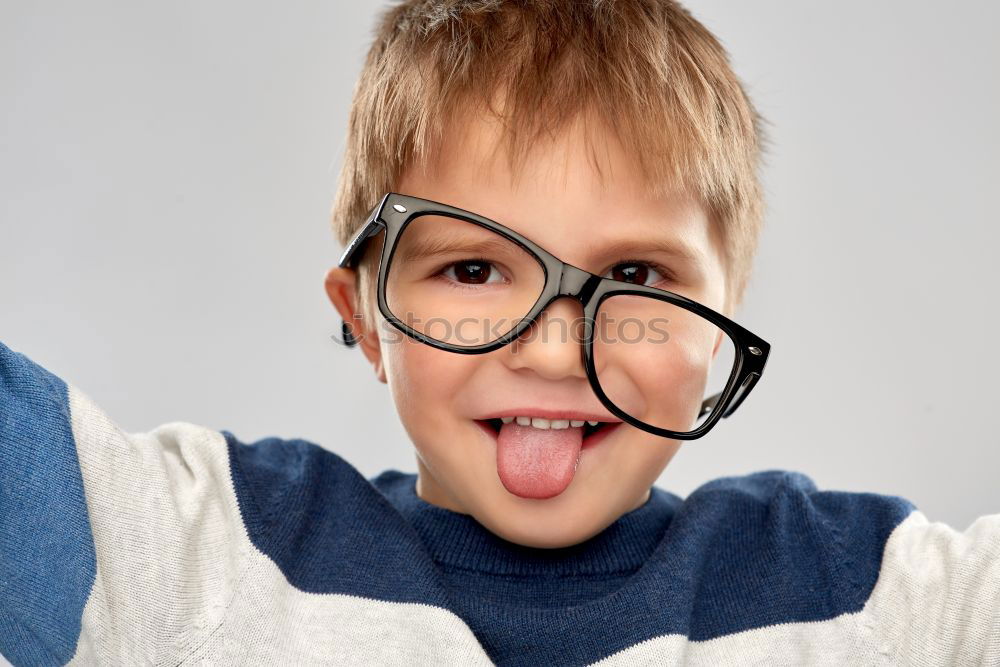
[338,192,771,440]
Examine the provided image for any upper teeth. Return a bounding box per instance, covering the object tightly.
[500,416,599,429]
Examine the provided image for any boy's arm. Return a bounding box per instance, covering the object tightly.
[866,508,1000,662]
[0,341,249,665]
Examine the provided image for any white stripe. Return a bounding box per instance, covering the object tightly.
[591,616,882,666]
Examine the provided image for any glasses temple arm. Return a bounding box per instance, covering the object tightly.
[698,392,722,419]
[338,218,385,269]
[698,371,762,421]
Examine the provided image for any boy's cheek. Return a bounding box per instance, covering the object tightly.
[380,335,474,430]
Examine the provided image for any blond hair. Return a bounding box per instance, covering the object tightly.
[331,0,768,320]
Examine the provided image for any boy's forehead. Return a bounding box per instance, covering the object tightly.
[418,105,653,207]
[398,107,724,274]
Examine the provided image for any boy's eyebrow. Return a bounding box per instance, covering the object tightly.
[593,237,705,267]
[396,235,522,262]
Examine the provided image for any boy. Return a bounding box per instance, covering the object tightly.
[1,1,997,665]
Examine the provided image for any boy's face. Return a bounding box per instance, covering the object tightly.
[329,110,728,549]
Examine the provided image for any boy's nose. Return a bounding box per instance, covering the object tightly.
[503,297,588,381]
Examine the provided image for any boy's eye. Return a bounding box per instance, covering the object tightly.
[603,261,671,287]
[442,259,505,285]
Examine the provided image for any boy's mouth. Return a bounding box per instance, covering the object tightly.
[473,414,624,499]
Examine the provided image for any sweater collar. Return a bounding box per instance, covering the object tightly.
[369,470,681,577]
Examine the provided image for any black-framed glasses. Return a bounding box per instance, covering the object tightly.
[338,192,770,440]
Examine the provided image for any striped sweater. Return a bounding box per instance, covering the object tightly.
[1,339,998,666]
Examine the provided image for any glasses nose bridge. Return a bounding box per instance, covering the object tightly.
[553,263,601,307]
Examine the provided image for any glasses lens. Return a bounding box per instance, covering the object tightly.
[592,293,737,435]
[384,213,546,347]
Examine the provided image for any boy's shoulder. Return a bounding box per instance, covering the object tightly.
[221,430,450,601]
[685,467,917,533]
[221,430,405,541]
[677,468,919,563]
[646,469,919,640]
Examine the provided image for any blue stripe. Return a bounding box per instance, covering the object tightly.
[0,342,96,666]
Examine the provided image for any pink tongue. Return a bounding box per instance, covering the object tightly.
[496,421,583,499]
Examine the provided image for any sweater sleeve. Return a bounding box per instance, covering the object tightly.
[864,508,1000,663]
[0,341,251,666]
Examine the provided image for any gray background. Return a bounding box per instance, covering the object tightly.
[2,1,997,529]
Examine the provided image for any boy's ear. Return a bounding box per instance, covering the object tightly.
[323,266,387,384]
